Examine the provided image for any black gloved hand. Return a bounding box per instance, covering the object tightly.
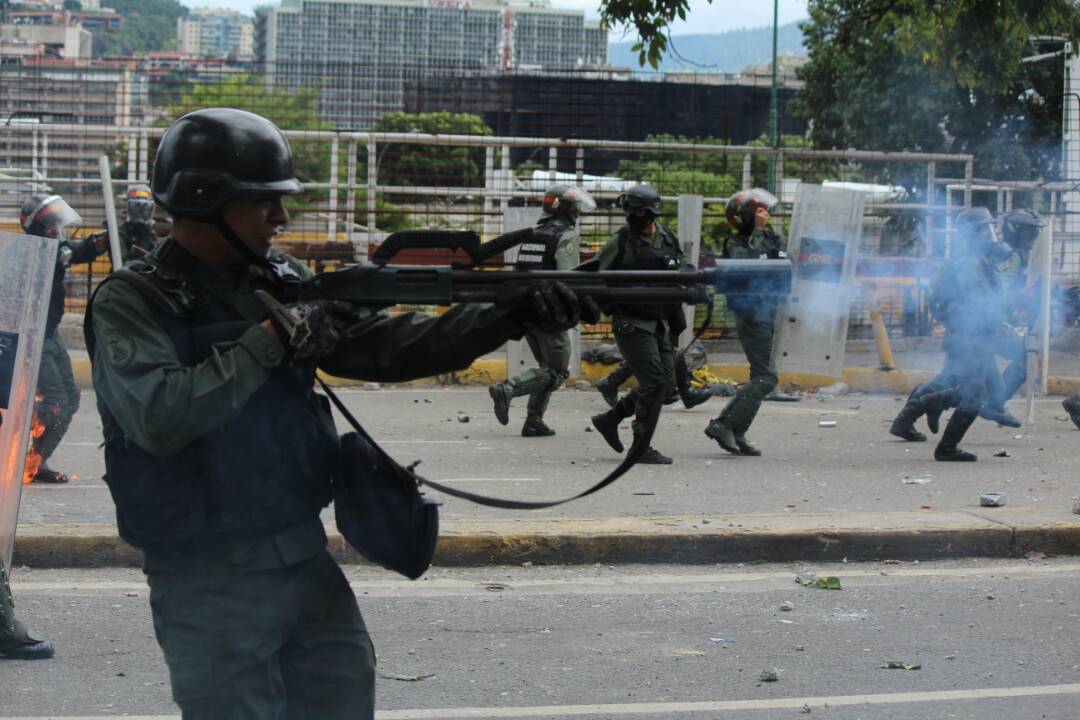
[268,299,356,361]
[517,281,601,333]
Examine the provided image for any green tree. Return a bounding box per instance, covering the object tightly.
[794,0,1080,182]
[97,0,188,56]
[374,112,493,190]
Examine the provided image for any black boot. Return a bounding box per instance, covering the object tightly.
[680,387,713,409]
[1063,395,1080,430]
[704,419,742,455]
[0,639,54,660]
[591,412,624,453]
[521,417,555,437]
[734,435,761,456]
[979,404,1021,428]
[488,384,510,426]
[889,400,927,442]
[638,447,674,465]
[594,376,619,408]
[934,409,979,461]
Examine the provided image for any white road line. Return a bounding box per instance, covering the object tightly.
[4,683,1080,720]
[13,562,1080,596]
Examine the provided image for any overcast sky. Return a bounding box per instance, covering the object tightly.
[179,0,810,37]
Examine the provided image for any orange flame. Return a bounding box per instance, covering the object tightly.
[22,394,46,485]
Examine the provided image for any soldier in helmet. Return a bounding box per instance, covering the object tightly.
[704,188,784,457]
[488,185,596,436]
[589,184,682,465]
[889,207,1005,461]
[85,108,595,718]
[19,194,108,483]
[118,184,159,260]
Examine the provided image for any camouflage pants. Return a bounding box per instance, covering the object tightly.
[501,329,570,421]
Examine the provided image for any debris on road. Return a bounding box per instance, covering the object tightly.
[817,382,849,399]
[709,636,735,644]
[882,661,922,670]
[902,477,931,485]
[993,450,1010,458]
[378,670,435,681]
[818,420,837,428]
[758,667,780,682]
[457,413,470,423]
[363,382,380,391]
[980,492,1007,507]
[796,576,842,590]
[780,601,794,612]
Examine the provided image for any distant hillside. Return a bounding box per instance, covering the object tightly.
[607,21,806,73]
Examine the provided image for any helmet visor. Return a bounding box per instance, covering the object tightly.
[744,188,779,212]
[563,187,597,213]
[28,196,82,234]
[128,198,154,222]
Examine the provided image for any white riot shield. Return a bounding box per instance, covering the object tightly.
[0,231,58,572]
[502,207,582,378]
[771,185,864,378]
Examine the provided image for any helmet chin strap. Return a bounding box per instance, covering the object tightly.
[213,215,271,270]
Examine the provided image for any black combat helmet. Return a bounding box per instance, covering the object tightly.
[725,188,778,234]
[152,108,303,219]
[1001,208,1044,252]
[541,184,597,222]
[615,184,662,216]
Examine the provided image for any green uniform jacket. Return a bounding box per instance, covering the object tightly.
[594,222,683,334]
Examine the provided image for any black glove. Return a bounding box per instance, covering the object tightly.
[266,298,356,361]
[517,281,601,333]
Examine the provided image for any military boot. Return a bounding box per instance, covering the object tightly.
[704,418,742,455]
[591,412,624,453]
[1062,395,1080,430]
[889,400,927,442]
[594,376,619,408]
[0,567,53,660]
[521,417,555,437]
[679,387,714,409]
[488,383,510,426]
[734,435,761,457]
[934,409,979,462]
[979,404,1021,428]
[638,447,673,465]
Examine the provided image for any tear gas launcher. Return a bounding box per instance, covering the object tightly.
[287,229,792,308]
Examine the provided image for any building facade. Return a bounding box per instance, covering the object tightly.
[177,9,255,61]
[255,0,606,129]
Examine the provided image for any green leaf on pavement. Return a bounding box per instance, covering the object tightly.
[796,575,842,590]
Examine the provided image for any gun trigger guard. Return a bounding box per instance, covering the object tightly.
[254,290,311,349]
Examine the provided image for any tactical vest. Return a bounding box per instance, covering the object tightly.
[514,221,565,271]
[84,247,338,551]
[608,224,682,320]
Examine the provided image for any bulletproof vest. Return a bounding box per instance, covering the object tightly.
[515,221,565,271]
[84,245,337,551]
[607,224,682,320]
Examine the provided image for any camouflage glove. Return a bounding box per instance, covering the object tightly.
[256,291,355,361]
[517,281,601,333]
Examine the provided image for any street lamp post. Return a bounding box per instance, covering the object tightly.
[767,0,779,193]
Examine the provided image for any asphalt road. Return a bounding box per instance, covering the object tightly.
[2,558,1078,719]
[17,387,1080,526]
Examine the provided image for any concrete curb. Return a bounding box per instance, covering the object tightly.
[70,356,1080,396]
[13,509,1080,568]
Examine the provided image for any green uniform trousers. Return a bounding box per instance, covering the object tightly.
[147,549,376,719]
[718,310,778,435]
[35,334,80,464]
[609,320,674,437]
[0,565,34,650]
[503,328,570,420]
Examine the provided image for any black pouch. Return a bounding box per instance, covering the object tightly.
[321,380,439,580]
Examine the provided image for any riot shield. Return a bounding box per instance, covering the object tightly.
[0,231,57,572]
[771,185,865,378]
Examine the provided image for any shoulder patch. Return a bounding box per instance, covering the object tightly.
[103,329,137,369]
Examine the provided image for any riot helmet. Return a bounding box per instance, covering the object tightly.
[1001,208,1044,252]
[152,108,303,266]
[153,108,302,219]
[19,194,82,238]
[615,184,662,216]
[955,206,996,255]
[125,184,154,223]
[725,188,778,234]
[541,185,596,223]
